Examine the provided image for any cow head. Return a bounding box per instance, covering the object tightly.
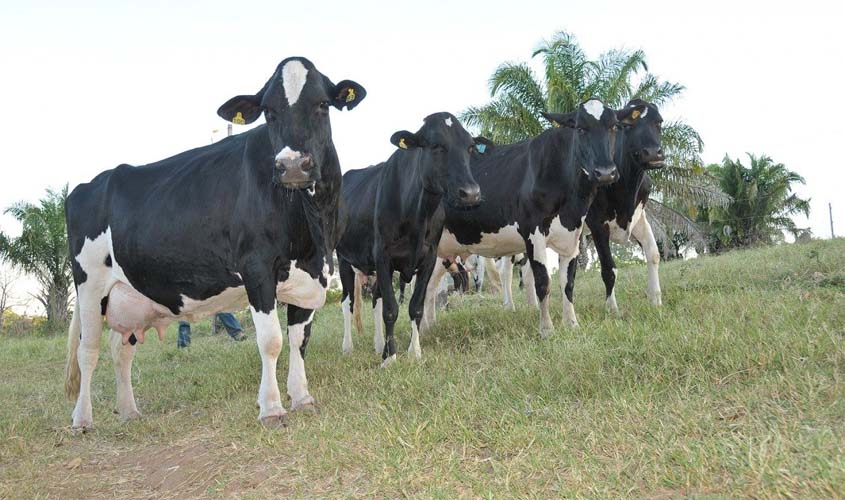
[542,99,619,186]
[217,56,366,190]
[616,99,665,170]
[389,113,482,208]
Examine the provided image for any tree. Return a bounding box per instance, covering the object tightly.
[460,30,728,253]
[0,265,24,332]
[0,186,73,325]
[702,154,810,251]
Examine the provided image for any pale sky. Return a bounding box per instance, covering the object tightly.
[1,1,843,310]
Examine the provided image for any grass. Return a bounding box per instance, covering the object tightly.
[1,240,844,498]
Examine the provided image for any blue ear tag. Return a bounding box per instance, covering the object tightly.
[475,144,487,154]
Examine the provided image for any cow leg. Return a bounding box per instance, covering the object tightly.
[522,260,539,307]
[372,284,385,355]
[526,235,554,338]
[71,282,108,431]
[562,258,579,327]
[374,252,399,367]
[591,222,619,314]
[407,252,438,360]
[249,299,287,427]
[398,279,406,305]
[501,257,515,310]
[109,329,141,421]
[339,259,355,355]
[286,305,316,411]
[631,214,662,306]
[421,257,447,334]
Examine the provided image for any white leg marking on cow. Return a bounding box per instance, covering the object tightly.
[109,329,141,421]
[287,311,315,410]
[584,99,604,120]
[606,268,620,315]
[251,305,287,425]
[522,260,539,307]
[422,258,447,333]
[282,59,309,107]
[561,256,579,328]
[380,353,397,369]
[501,257,515,310]
[408,320,422,360]
[373,298,385,355]
[341,295,353,354]
[71,230,112,430]
[558,253,568,304]
[631,212,662,306]
[528,232,554,338]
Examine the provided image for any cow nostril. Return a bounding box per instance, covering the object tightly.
[300,156,314,171]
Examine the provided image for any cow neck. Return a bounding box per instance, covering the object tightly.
[606,154,648,227]
[528,128,582,209]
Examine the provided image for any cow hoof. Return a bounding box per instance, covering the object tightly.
[380,354,397,369]
[504,302,515,311]
[291,396,317,413]
[649,295,662,307]
[342,344,353,355]
[539,326,554,339]
[259,414,288,429]
[407,346,422,360]
[119,409,142,422]
[71,422,93,434]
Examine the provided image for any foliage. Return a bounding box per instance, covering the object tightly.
[460,30,728,245]
[702,154,810,250]
[0,186,73,325]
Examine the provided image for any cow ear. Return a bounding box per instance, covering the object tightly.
[332,80,367,111]
[617,102,648,125]
[390,130,425,150]
[473,136,495,154]
[541,111,574,128]
[217,94,264,125]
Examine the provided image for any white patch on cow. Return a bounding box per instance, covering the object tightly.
[528,227,547,263]
[287,311,315,409]
[607,203,645,245]
[275,146,302,163]
[584,99,605,121]
[373,298,385,355]
[341,296,353,354]
[444,117,453,127]
[251,305,287,421]
[562,296,578,327]
[232,272,243,281]
[282,59,309,107]
[641,107,648,118]
[606,268,619,314]
[438,224,525,258]
[109,329,140,420]
[408,321,421,359]
[276,260,327,310]
[546,215,585,262]
[380,353,397,368]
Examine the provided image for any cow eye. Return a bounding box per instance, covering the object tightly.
[610,124,618,132]
[577,127,587,135]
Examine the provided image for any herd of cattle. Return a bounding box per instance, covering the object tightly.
[63,57,665,429]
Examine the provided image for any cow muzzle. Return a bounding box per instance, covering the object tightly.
[457,184,482,206]
[592,165,619,185]
[635,147,665,170]
[275,148,316,189]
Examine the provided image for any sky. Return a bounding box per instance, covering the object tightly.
[1,0,843,310]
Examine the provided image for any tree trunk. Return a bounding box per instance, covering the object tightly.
[46,283,71,326]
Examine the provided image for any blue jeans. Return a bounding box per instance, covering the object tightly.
[177,313,243,347]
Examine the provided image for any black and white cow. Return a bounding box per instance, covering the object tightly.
[501,99,665,320]
[336,113,481,365]
[567,99,665,313]
[64,57,366,430]
[423,99,619,337]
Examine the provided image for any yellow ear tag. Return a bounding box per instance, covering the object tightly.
[551,121,560,128]
[232,112,246,125]
[346,88,356,102]
[631,109,641,120]
[399,138,408,149]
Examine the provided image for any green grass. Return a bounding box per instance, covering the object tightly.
[1,240,844,498]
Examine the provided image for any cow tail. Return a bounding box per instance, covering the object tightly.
[65,301,81,402]
[353,273,364,336]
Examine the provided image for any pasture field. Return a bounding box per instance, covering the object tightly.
[1,240,844,498]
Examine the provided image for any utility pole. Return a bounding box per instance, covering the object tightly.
[830,202,835,239]
[227,123,233,137]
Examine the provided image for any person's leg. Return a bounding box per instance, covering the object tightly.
[177,321,191,348]
[217,312,245,340]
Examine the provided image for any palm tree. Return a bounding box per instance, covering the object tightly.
[0,186,73,325]
[461,31,728,252]
[703,154,810,250]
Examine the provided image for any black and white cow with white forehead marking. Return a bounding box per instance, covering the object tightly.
[64,57,366,430]
[336,113,481,365]
[422,99,619,337]
[502,99,666,323]
[567,98,665,314]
